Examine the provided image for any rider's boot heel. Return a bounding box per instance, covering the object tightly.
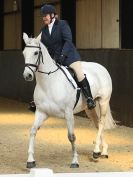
[28,101,36,112]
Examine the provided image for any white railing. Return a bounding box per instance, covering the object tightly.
[0,169,133,177]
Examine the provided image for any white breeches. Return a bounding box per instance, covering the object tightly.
[70,61,85,81]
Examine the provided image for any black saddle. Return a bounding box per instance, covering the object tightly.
[66,67,79,84]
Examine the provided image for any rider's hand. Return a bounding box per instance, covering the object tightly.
[57,54,66,65]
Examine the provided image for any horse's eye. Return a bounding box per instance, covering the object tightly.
[34,51,38,55]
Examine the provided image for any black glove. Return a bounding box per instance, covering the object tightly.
[57,54,66,65]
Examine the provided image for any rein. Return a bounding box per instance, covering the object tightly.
[25,45,59,75]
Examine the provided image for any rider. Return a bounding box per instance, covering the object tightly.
[29,4,95,112]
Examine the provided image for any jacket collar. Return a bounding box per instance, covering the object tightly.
[51,19,59,34]
[43,19,59,37]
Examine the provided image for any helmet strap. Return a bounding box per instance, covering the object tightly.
[50,14,55,23]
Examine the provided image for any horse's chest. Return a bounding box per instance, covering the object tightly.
[34,81,74,117]
[40,101,63,117]
[37,95,65,117]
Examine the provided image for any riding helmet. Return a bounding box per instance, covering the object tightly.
[41,4,56,15]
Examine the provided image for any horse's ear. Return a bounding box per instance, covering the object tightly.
[36,32,42,43]
[23,32,29,44]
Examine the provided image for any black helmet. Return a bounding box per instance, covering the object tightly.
[41,4,56,15]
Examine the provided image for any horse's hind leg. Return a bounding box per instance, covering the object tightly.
[93,100,109,159]
[100,132,108,158]
[27,110,48,168]
[85,108,99,129]
[65,110,79,168]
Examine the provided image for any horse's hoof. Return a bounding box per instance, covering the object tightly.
[70,163,79,168]
[93,152,101,159]
[100,155,109,159]
[26,161,36,168]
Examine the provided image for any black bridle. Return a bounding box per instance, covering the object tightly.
[25,45,59,75]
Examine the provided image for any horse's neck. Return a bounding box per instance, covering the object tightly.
[35,43,60,85]
[39,43,57,72]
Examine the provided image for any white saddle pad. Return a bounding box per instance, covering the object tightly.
[60,66,78,89]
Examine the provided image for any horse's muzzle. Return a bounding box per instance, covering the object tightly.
[23,72,34,81]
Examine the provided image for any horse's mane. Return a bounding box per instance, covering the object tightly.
[39,41,53,60]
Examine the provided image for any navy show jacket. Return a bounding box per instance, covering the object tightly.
[41,19,81,66]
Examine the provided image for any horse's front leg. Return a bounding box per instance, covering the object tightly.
[27,110,48,168]
[65,110,79,168]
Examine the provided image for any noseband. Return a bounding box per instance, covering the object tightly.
[25,45,59,75]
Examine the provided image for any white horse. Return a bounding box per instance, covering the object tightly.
[23,33,116,168]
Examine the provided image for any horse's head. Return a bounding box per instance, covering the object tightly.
[23,32,42,81]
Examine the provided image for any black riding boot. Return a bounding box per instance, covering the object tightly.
[78,76,96,109]
[28,101,36,112]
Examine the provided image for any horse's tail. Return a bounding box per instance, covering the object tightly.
[95,101,116,130]
[104,104,116,129]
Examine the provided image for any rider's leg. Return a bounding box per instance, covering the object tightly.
[70,61,85,81]
[70,61,96,109]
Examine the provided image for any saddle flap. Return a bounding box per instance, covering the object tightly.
[66,67,79,84]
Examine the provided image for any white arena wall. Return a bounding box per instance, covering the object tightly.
[0,168,132,177]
